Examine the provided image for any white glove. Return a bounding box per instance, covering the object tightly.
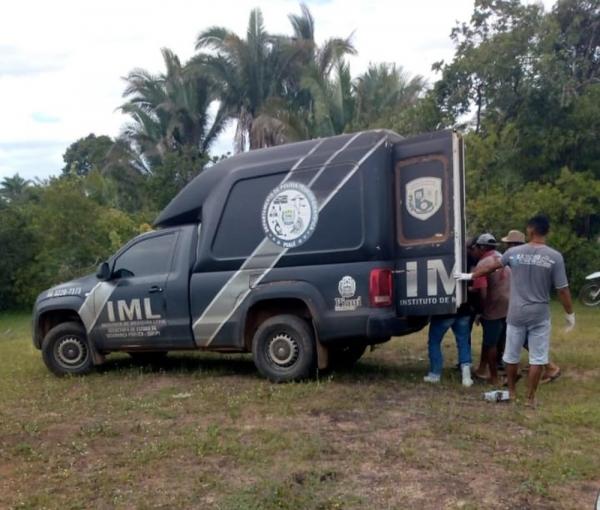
[564,313,575,333]
[453,272,473,281]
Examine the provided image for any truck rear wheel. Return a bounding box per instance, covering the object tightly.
[41,321,93,376]
[252,314,316,382]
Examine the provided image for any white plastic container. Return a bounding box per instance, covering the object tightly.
[483,390,510,402]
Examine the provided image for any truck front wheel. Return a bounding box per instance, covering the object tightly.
[41,322,93,376]
[252,314,316,382]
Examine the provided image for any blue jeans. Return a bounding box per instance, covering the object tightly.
[428,315,472,375]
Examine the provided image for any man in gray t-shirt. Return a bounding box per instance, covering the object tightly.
[455,215,574,407]
[501,243,568,326]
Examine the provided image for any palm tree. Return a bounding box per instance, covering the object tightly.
[287,3,357,137]
[120,48,228,165]
[193,9,302,152]
[288,3,356,82]
[0,174,31,202]
[252,3,357,142]
[353,63,427,129]
[300,60,356,136]
[192,4,359,149]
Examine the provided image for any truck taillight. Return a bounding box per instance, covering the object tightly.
[369,268,393,307]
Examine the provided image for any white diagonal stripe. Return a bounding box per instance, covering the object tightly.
[306,132,363,187]
[317,136,387,211]
[78,281,117,333]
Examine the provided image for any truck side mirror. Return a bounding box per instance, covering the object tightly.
[96,262,111,281]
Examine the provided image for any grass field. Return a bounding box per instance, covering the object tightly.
[0,304,599,509]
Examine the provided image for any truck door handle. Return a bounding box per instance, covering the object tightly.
[149,285,163,294]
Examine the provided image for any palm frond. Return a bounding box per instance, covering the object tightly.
[288,3,315,41]
[317,35,357,77]
[195,26,235,50]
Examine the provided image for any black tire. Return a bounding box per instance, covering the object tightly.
[580,282,600,307]
[127,352,169,365]
[329,343,367,369]
[252,314,316,382]
[41,321,93,377]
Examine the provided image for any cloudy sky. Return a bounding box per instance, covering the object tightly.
[0,0,553,180]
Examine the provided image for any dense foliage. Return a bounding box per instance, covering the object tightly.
[1,0,598,310]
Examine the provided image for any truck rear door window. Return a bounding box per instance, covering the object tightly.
[395,156,450,246]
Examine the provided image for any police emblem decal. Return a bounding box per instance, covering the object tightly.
[405,177,442,221]
[338,276,356,298]
[335,276,361,312]
[262,181,319,248]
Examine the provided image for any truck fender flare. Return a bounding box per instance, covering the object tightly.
[34,299,83,345]
[34,300,105,365]
[239,281,330,369]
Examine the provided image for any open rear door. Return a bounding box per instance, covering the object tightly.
[393,130,466,316]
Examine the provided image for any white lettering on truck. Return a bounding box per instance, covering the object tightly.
[426,259,456,296]
[399,258,457,307]
[106,298,162,322]
[100,298,165,339]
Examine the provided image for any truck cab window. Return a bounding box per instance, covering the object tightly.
[113,233,175,278]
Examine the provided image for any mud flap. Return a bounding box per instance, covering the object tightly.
[89,341,106,366]
[315,336,330,370]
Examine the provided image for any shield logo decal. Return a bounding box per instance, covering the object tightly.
[405,177,442,221]
[262,181,319,248]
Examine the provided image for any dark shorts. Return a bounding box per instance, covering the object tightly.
[481,318,506,348]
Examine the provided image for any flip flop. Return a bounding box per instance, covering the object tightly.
[473,372,490,382]
[541,369,561,384]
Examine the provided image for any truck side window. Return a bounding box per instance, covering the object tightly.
[211,168,363,259]
[113,234,175,278]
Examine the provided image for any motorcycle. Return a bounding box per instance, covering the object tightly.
[580,272,600,307]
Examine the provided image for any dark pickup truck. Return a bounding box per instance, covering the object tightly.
[33,129,466,381]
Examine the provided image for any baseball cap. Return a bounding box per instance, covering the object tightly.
[501,230,525,244]
[475,233,498,246]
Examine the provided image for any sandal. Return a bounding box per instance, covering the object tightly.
[473,372,490,382]
[541,369,561,384]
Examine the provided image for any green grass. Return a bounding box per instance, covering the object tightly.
[0,304,599,509]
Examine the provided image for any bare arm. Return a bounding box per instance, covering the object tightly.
[557,287,573,314]
[471,259,503,280]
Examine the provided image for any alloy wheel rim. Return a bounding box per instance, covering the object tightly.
[267,333,299,367]
[55,336,88,369]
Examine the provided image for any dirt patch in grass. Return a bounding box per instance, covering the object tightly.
[563,367,600,383]
[550,479,600,510]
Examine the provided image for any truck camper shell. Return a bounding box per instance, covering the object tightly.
[154,130,401,228]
